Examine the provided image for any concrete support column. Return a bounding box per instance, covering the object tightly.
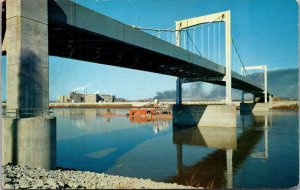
[244,65,268,103]
[225,12,232,105]
[6,0,49,115]
[176,77,182,105]
[241,91,244,103]
[268,95,273,103]
[3,0,56,169]
[3,117,56,169]
[253,94,256,103]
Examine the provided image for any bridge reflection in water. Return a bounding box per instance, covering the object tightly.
[53,108,274,188]
[167,112,270,189]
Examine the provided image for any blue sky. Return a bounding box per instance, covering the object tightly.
[1,0,298,101]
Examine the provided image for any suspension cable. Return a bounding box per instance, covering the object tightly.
[231,38,249,76]
[132,14,225,60]
[132,15,224,34]
[186,30,202,56]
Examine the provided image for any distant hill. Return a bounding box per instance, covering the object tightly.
[267,68,298,99]
[153,68,298,100]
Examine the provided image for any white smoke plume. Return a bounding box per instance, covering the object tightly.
[71,82,93,93]
[94,89,101,94]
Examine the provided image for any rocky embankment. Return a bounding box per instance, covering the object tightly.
[2,164,196,189]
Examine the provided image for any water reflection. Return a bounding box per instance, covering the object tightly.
[55,108,132,141]
[250,112,271,160]
[55,109,298,188]
[154,121,170,134]
[56,109,101,129]
[55,108,173,172]
[167,112,271,189]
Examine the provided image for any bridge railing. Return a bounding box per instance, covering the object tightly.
[2,108,54,118]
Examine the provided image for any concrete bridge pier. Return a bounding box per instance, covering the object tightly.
[173,78,236,128]
[2,0,56,169]
[173,104,237,128]
[241,91,245,103]
[176,77,182,105]
[240,94,270,112]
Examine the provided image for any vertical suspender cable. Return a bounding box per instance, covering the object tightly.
[193,28,196,54]
[233,45,235,72]
[172,31,175,44]
[167,32,169,43]
[201,27,204,56]
[214,22,216,62]
[183,31,186,49]
[208,25,210,59]
[237,50,240,73]
[237,50,239,73]
[218,20,221,64]
[186,30,189,51]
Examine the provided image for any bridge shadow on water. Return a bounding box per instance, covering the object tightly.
[57,124,168,172]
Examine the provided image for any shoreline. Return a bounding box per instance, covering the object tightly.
[49,101,299,111]
[2,164,196,189]
[1,101,298,110]
[49,103,133,109]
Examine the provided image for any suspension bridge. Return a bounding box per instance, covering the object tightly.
[1,0,272,170]
[1,0,270,106]
[47,1,269,105]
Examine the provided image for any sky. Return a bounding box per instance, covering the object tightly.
[1,0,298,101]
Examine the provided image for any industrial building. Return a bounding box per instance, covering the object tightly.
[100,95,115,102]
[57,95,70,103]
[85,94,100,103]
[57,91,117,103]
[70,92,85,103]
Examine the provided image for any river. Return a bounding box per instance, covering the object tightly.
[55,108,298,189]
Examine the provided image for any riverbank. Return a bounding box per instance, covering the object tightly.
[269,101,298,110]
[2,100,298,110]
[271,104,298,110]
[49,101,299,111]
[2,164,196,189]
[49,102,133,109]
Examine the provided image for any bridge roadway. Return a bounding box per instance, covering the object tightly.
[44,0,265,96]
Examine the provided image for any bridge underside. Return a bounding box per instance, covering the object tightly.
[48,22,224,83]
